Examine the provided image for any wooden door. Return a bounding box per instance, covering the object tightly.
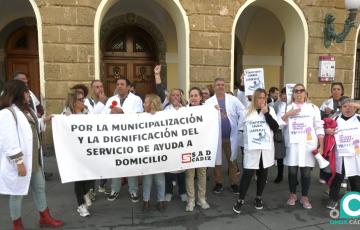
[103,26,157,97]
[6,26,40,98]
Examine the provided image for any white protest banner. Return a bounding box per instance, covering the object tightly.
[52,105,219,183]
[244,68,265,96]
[286,83,295,104]
[246,119,271,150]
[335,124,360,156]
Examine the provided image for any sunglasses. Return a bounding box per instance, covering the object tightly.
[77,97,85,102]
[294,89,305,94]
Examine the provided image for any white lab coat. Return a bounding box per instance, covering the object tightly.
[235,90,251,108]
[335,115,360,177]
[164,104,186,173]
[29,90,40,115]
[319,98,334,112]
[0,105,45,195]
[241,107,277,169]
[85,97,106,114]
[205,94,245,165]
[103,92,144,114]
[236,92,250,148]
[279,103,324,167]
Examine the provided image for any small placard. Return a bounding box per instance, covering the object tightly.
[319,56,335,82]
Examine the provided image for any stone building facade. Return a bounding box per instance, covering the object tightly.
[0,0,359,113]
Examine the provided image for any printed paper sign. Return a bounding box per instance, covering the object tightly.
[288,115,314,143]
[246,120,271,150]
[286,83,296,105]
[319,56,335,82]
[244,68,265,96]
[335,125,360,156]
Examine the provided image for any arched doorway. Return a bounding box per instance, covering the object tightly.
[232,0,308,90]
[5,25,40,98]
[102,26,157,97]
[234,6,285,91]
[95,0,189,94]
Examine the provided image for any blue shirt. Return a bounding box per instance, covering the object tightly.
[218,98,231,139]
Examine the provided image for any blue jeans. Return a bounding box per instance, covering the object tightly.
[111,176,138,194]
[142,173,165,202]
[9,170,47,220]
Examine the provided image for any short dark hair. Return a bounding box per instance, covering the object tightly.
[116,77,131,86]
[331,82,344,96]
[71,84,89,97]
[280,87,286,95]
[269,87,279,94]
[189,86,203,98]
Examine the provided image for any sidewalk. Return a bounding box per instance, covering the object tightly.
[0,156,358,230]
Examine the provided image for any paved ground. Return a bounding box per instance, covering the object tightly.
[0,155,358,230]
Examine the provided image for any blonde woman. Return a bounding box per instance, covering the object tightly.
[142,94,166,211]
[279,84,324,209]
[164,88,188,202]
[233,88,278,214]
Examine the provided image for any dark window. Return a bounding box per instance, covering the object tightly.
[109,34,126,51]
[15,35,27,49]
[133,36,149,52]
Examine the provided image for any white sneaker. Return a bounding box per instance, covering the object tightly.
[185,201,195,212]
[77,204,90,217]
[98,186,105,193]
[84,193,92,207]
[180,193,188,202]
[341,182,347,188]
[165,193,172,202]
[196,199,210,209]
[319,179,326,184]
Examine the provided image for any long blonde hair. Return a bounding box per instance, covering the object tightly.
[246,88,267,116]
[145,94,162,112]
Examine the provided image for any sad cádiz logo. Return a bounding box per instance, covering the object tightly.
[181,150,212,164]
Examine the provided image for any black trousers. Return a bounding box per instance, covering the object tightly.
[319,169,331,181]
[288,166,312,196]
[165,172,186,195]
[276,159,284,177]
[329,163,360,201]
[238,155,268,200]
[74,180,94,206]
[100,179,107,187]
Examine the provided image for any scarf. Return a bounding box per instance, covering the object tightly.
[322,117,337,186]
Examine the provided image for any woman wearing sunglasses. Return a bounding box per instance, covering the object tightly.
[63,89,93,217]
[279,84,324,209]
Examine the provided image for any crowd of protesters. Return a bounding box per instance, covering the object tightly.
[1,67,360,230]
